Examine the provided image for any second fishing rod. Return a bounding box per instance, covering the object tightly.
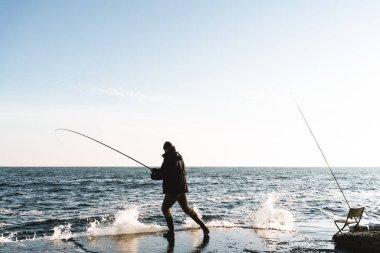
[294,100,351,209]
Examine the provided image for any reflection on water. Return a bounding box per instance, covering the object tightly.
[166,238,175,253]
[166,230,210,253]
[255,228,299,252]
[191,235,209,253]
[69,230,211,253]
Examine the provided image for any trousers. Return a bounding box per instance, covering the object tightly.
[161,193,197,217]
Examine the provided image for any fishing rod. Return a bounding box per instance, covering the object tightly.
[55,128,152,170]
[294,100,350,209]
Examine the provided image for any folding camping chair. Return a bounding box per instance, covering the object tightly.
[334,207,364,234]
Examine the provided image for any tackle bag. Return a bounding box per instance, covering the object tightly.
[151,168,163,180]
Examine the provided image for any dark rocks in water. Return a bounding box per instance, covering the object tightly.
[333,231,380,253]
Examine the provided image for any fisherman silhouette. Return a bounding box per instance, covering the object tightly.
[157,141,209,240]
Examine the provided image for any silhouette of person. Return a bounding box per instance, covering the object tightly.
[159,141,209,240]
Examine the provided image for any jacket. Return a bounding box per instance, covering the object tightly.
[160,150,188,194]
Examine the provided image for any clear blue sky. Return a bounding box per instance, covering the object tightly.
[1,1,380,166]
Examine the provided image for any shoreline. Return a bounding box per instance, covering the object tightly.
[0,227,351,253]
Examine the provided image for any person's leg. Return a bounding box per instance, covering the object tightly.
[178,194,209,236]
[161,194,179,239]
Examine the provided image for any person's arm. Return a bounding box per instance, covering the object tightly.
[151,166,163,180]
[150,157,167,181]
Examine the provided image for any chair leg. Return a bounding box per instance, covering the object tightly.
[334,222,345,234]
[334,222,341,234]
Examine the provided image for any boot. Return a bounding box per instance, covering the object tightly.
[189,213,209,236]
[163,216,175,240]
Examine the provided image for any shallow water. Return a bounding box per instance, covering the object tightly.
[0,167,379,252]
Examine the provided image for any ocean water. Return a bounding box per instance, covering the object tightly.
[0,167,379,252]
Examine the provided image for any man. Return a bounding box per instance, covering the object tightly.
[159,141,209,240]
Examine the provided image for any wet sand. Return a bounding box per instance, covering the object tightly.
[0,227,354,253]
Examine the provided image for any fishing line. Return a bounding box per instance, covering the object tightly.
[293,99,350,208]
[55,128,152,171]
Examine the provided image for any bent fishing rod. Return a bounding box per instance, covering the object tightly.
[55,128,152,170]
[294,100,350,209]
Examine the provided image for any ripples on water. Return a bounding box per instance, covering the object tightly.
[1,167,379,249]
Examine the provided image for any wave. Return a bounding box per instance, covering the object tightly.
[0,233,16,243]
[0,223,10,228]
[50,224,73,240]
[1,208,43,216]
[0,208,13,215]
[19,210,43,216]
[0,193,296,244]
[84,206,165,237]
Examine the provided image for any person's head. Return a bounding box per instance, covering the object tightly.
[163,141,176,152]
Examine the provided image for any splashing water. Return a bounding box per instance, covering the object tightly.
[2,167,380,251]
[253,193,295,231]
[85,206,165,236]
[51,224,73,240]
[0,233,16,243]
[183,206,236,228]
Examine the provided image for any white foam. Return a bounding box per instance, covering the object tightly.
[0,233,16,243]
[1,204,244,244]
[1,225,72,243]
[85,206,165,236]
[19,210,43,216]
[253,193,295,231]
[183,205,237,229]
[50,224,73,240]
[0,208,12,215]
[206,220,236,228]
[0,223,9,228]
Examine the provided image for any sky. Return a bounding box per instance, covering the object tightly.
[1,0,380,167]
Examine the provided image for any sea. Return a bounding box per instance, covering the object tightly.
[0,167,379,252]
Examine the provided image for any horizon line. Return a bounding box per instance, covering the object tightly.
[1,166,379,168]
